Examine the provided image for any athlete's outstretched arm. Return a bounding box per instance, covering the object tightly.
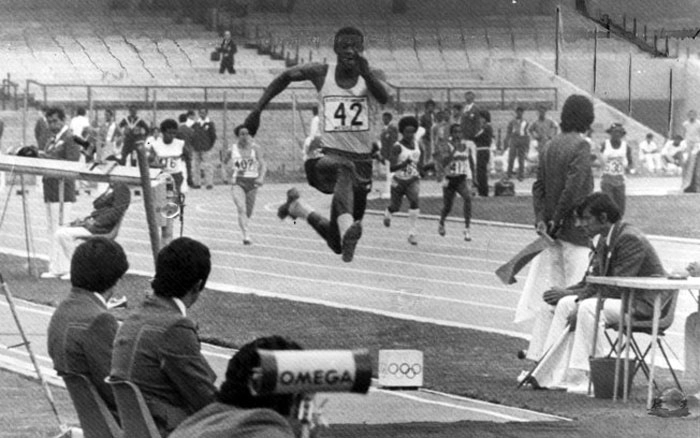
[244,63,327,136]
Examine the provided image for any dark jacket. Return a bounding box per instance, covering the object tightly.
[111,295,217,436]
[42,127,81,203]
[73,182,131,234]
[581,222,670,319]
[532,132,594,246]
[460,104,480,140]
[48,289,119,415]
[219,38,237,59]
[192,120,217,152]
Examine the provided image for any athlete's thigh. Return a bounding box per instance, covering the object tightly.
[231,184,247,211]
[245,187,258,218]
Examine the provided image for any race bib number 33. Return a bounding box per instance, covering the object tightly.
[323,96,370,132]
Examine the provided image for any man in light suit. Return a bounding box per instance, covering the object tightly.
[42,181,131,279]
[527,192,669,392]
[111,237,217,436]
[47,237,130,418]
[516,95,595,363]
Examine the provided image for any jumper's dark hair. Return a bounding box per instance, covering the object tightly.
[159,119,179,132]
[151,237,211,298]
[234,124,249,137]
[178,113,188,123]
[398,116,419,134]
[71,237,129,293]
[76,107,87,116]
[560,95,595,134]
[217,336,303,416]
[576,192,621,224]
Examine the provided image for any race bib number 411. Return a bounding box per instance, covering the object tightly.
[323,96,370,132]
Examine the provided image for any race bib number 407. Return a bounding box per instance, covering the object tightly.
[323,96,370,132]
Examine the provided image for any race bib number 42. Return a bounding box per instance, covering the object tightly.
[323,96,370,132]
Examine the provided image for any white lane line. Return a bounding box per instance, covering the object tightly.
[370,388,531,422]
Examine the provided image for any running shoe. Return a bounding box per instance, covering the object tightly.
[408,234,418,245]
[243,239,252,246]
[383,209,391,227]
[438,222,445,236]
[464,229,472,241]
[277,188,300,220]
[341,221,363,262]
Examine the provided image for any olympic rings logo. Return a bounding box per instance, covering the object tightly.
[382,362,422,379]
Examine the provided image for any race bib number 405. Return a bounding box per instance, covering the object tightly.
[323,96,370,132]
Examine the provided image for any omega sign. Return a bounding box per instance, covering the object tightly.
[254,349,372,394]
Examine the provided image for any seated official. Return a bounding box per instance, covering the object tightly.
[170,335,313,438]
[526,192,670,392]
[47,237,129,418]
[111,237,217,437]
[41,181,131,280]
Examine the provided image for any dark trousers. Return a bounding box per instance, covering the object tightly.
[440,176,472,227]
[475,148,490,196]
[507,138,529,179]
[305,152,372,254]
[219,56,235,74]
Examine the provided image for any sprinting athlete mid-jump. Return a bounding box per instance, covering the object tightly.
[244,27,389,262]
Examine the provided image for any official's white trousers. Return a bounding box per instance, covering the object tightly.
[48,226,92,275]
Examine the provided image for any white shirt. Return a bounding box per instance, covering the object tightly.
[146,137,185,174]
[662,139,687,157]
[172,297,187,316]
[93,292,108,307]
[683,119,700,144]
[70,115,91,139]
[639,139,659,154]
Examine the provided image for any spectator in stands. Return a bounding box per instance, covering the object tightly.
[473,110,493,196]
[245,26,389,262]
[117,105,150,166]
[505,106,530,181]
[528,105,558,152]
[460,91,480,141]
[97,109,119,163]
[177,113,195,188]
[638,132,663,174]
[34,106,52,151]
[191,107,217,190]
[39,106,82,251]
[41,181,131,280]
[70,107,91,142]
[599,123,633,216]
[47,237,129,419]
[682,110,700,193]
[430,109,450,176]
[419,99,436,172]
[218,30,237,74]
[111,237,217,437]
[450,103,463,125]
[661,134,687,174]
[147,119,187,196]
[515,94,595,366]
[170,336,309,438]
[70,107,95,196]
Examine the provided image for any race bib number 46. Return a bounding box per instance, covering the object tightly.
[323,96,370,132]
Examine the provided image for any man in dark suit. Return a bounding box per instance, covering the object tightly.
[170,336,304,438]
[34,106,52,151]
[42,181,131,279]
[47,237,130,417]
[40,106,82,246]
[528,192,669,392]
[117,105,150,166]
[219,30,237,74]
[111,237,217,436]
[191,107,217,189]
[459,91,480,141]
[516,95,595,363]
[177,113,195,187]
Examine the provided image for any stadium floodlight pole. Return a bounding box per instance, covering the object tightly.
[592,27,598,95]
[0,273,67,432]
[554,6,561,75]
[667,68,674,137]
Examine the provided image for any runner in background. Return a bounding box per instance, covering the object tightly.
[383,116,422,245]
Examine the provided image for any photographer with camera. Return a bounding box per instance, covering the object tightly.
[170,335,324,438]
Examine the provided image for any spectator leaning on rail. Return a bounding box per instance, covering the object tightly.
[170,335,320,438]
[111,237,217,436]
[47,237,130,419]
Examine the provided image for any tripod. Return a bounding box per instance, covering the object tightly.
[0,273,67,432]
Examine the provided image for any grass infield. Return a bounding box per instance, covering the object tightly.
[1,250,698,438]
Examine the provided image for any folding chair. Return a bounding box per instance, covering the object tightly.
[605,290,683,393]
[106,377,161,438]
[62,373,121,438]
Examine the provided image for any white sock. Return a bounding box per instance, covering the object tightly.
[408,208,419,235]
